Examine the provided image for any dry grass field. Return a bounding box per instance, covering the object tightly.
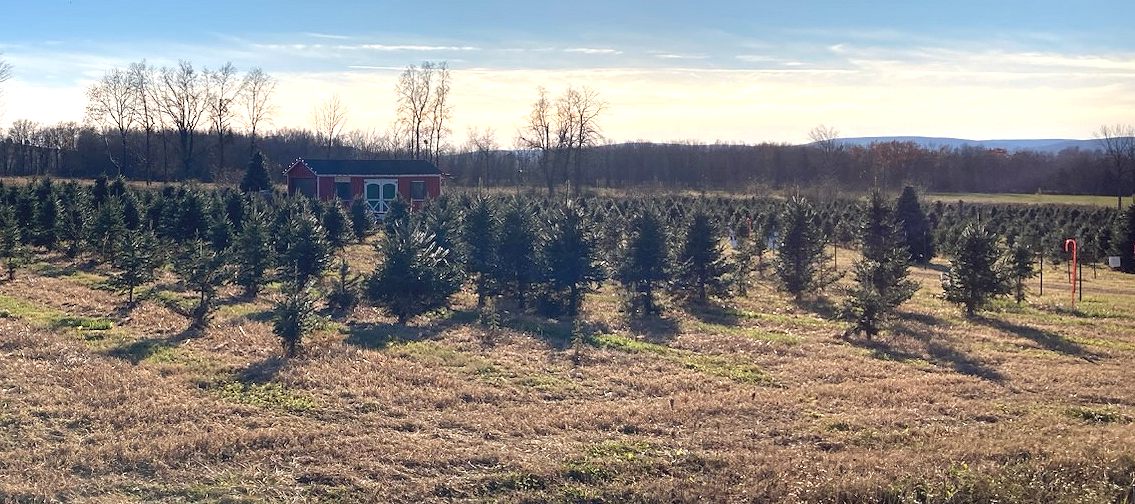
[1,239,1134,503]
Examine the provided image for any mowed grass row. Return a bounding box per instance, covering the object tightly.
[1,242,1134,502]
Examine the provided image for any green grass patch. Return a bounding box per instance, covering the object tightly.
[213,381,315,412]
[592,333,774,385]
[685,319,802,344]
[1065,406,1131,424]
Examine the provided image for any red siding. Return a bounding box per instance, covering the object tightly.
[286,166,442,206]
[317,176,334,200]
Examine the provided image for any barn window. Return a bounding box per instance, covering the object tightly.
[335,181,352,200]
[411,180,427,200]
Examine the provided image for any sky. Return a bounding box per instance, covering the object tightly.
[0,0,1133,145]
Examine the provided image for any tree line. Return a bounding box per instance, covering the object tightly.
[0,169,1131,357]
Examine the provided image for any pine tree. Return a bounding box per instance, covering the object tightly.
[92,174,110,208]
[122,192,142,230]
[32,179,60,251]
[774,196,837,299]
[58,184,91,258]
[942,223,1012,317]
[1009,242,1037,303]
[111,229,161,305]
[327,258,362,312]
[672,209,732,303]
[1116,203,1135,274]
[207,203,234,252]
[349,198,373,243]
[895,186,935,263]
[0,206,25,281]
[175,240,232,329]
[240,151,272,193]
[462,197,499,308]
[616,206,671,314]
[366,225,462,324]
[322,201,350,250]
[384,198,411,235]
[841,192,919,338]
[235,208,272,298]
[90,198,126,261]
[277,209,331,285]
[273,276,317,358]
[539,200,606,318]
[495,199,539,310]
[732,221,757,296]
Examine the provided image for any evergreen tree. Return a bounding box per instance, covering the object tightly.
[672,209,732,303]
[616,206,671,314]
[224,190,246,233]
[462,197,499,308]
[327,258,362,312]
[207,204,234,253]
[111,229,161,305]
[174,240,232,329]
[774,196,837,299]
[539,200,606,318]
[90,198,126,261]
[366,225,462,324]
[1009,242,1038,303]
[942,223,1012,317]
[240,151,272,193]
[322,201,350,250]
[349,198,373,243]
[121,193,142,230]
[732,221,758,296]
[384,198,411,235]
[32,179,59,251]
[235,208,273,297]
[277,208,331,285]
[495,199,539,310]
[895,186,935,263]
[1116,203,1135,274]
[841,192,919,338]
[273,277,317,358]
[92,174,109,208]
[58,185,91,258]
[0,206,25,280]
[14,186,36,244]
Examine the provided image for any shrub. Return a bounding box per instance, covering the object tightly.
[366,225,462,324]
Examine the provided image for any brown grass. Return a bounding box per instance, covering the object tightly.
[1,244,1134,503]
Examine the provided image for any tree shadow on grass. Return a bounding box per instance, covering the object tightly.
[627,313,681,344]
[974,316,1100,363]
[793,295,840,320]
[343,309,476,350]
[499,313,611,350]
[104,327,200,365]
[848,321,1006,383]
[682,299,740,327]
[238,356,288,384]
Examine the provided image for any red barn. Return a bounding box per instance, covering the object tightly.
[283,159,443,215]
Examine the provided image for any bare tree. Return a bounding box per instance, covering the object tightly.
[428,62,451,165]
[560,86,604,194]
[1096,124,1135,210]
[0,53,11,121]
[7,120,39,175]
[396,62,438,161]
[517,87,556,194]
[314,94,347,158]
[466,127,497,186]
[86,68,136,177]
[809,124,843,184]
[128,60,159,184]
[157,60,210,180]
[241,67,276,154]
[206,62,243,180]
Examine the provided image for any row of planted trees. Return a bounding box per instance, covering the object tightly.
[0,174,1131,357]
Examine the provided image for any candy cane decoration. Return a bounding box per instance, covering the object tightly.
[1064,239,1077,306]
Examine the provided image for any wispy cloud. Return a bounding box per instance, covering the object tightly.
[652,52,707,60]
[564,47,622,55]
[355,44,480,52]
[304,32,353,40]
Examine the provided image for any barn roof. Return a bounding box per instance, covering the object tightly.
[289,159,442,176]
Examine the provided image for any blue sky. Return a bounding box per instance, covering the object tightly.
[1,0,1133,143]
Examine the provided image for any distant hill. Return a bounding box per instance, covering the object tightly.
[827,136,1119,154]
